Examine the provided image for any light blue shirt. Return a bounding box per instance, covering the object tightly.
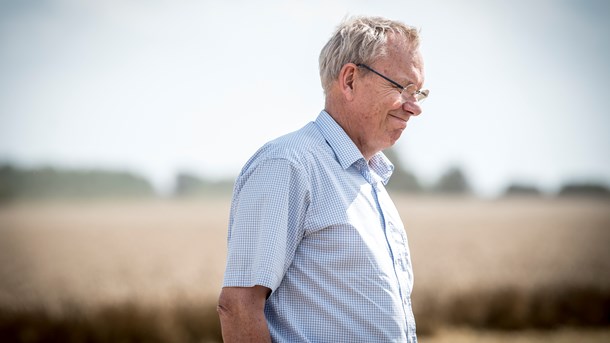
[223,110,417,342]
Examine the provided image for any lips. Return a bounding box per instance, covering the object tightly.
[388,113,408,125]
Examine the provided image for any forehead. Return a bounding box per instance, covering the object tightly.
[377,34,424,84]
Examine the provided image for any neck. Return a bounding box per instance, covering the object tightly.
[324,100,376,162]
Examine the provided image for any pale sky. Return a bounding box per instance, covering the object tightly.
[1,0,609,196]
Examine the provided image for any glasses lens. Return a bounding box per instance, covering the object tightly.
[402,85,429,102]
[416,89,429,102]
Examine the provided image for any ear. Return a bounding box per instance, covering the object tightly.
[338,63,357,101]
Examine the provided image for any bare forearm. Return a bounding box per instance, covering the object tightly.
[218,306,271,342]
[217,286,272,343]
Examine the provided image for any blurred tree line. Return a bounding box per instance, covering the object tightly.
[0,164,154,201]
[173,173,234,197]
[383,148,472,195]
[1,149,608,201]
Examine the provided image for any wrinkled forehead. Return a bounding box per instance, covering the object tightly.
[373,35,424,84]
[385,33,423,68]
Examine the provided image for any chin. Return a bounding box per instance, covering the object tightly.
[389,132,404,144]
[383,140,398,150]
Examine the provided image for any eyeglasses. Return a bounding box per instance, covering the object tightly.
[356,63,429,102]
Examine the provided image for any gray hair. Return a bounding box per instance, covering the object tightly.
[319,16,420,95]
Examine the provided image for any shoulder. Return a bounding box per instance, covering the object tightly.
[240,122,329,176]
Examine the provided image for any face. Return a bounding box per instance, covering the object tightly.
[347,35,425,160]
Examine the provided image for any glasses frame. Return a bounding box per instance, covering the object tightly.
[356,63,429,102]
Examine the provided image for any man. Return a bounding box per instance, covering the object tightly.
[218,16,428,342]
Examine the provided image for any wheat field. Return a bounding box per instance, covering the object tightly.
[0,195,609,342]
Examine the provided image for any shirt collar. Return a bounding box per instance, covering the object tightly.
[369,152,394,185]
[314,110,394,184]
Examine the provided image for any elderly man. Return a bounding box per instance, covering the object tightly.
[218,16,428,342]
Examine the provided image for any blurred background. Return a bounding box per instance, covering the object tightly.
[1,0,609,342]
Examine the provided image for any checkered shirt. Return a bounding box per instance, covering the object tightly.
[223,110,417,342]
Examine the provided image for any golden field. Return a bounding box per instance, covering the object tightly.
[0,195,609,342]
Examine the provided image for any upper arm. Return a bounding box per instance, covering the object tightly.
[224,158,310,292]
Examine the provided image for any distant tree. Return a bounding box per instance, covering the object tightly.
[558,183,610,197]
[433,166,471,194]
[0,164,17,201]
[0,164,155,200]
[382,147,423,194]
[504,183,542,197]
[174,173,206,197]
[173,172,233,197]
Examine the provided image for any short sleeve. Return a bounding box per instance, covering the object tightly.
[222,157,310,292]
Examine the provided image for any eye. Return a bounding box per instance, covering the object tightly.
[404,84,418,95]
[391,83,404,92]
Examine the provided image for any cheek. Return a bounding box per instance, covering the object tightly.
[359,104,383,126]
[359,93,402,132]
[388,97,404,110]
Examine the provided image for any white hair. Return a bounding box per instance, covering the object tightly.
[319,16,420,95]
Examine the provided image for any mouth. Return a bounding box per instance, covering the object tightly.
[388,113,408,127]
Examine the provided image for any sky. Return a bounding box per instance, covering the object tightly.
[1,0,609,197]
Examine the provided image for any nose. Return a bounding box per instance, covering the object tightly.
[402,99,422,116]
